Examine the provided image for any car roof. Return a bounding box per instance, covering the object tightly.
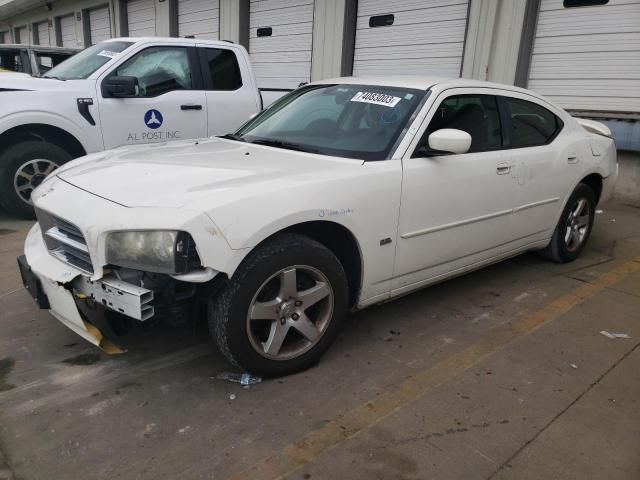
[107,36,236,48]
[0,44,79,52]
[310,75,539,97]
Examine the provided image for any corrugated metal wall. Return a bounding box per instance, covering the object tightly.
[127,0,157,37]
[59,14,77,47]
[249,0,314,89]
[528,0,640,114]
[353,0,469,77]
[178,0,220,40]
[89,5,112,44]
[36,21,50,45]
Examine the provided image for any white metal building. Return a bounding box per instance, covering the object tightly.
[0,0,638,148]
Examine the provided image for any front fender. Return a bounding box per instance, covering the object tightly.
[0,110,101,153]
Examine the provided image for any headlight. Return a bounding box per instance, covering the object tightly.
[105,230,201,274]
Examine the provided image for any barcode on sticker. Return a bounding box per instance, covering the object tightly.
[351,91,401,108]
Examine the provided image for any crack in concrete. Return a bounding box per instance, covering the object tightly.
[484,341,640,479]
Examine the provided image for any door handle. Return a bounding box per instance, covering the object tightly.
[496,163,511,175]
[181,104,202,111]
[567,153,578,164]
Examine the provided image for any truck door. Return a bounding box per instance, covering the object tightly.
[96,45,207,149]
[197,44,261,135]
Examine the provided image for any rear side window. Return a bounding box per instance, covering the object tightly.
[202,48,242,91]
[505,97,562,148]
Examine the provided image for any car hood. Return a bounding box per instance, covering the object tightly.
[0,76,87,92]
[56,138,364,209]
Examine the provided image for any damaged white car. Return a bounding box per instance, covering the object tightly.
[18,77,617,376]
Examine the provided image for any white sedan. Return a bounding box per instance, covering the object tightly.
[19,77,617,376]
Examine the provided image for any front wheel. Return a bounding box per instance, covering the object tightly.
[209,233,348,377]
[540,183,596,263]
[0,140,72,219]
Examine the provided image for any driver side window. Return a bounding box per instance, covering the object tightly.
[112,46,193,97]
[419,94,502,154]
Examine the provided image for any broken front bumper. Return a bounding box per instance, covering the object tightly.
[20,223,125,353]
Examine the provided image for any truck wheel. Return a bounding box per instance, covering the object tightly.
[540,183,596,263]
[0,140,72,219]
[209,233,348,377]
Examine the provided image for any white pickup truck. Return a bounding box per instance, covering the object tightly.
[0,37,288,218]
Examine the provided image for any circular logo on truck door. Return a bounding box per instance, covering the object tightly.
[144,109,163,129]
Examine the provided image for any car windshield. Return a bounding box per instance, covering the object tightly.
[234,84,427,160]
[43,41,133,80]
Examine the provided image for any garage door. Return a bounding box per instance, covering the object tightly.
[249,0,314,89]
[36,21,51,46]
[353,0,469,77]
[59,15,77,47]
[16,26,29,44]
[528,0,640,114]
[89,6,112,45]
[178,0,219,40]
[127,0,156,37]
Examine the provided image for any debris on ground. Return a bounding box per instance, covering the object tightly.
[570,363,578,369]
[600,330,630,339]
[596,209,603,214]
[215,372,262,386]
[178,426,191,434]
[229,394,236,400]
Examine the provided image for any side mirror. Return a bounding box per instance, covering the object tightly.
[427,129,471,155]
[101,76,139,98]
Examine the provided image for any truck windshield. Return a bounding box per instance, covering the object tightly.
[43,41,133,80]
[234,84,427,161]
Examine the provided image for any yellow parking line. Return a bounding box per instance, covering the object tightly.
[228,257,640,480]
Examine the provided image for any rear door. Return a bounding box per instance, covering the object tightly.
[97,44,207,149]
[198,44,260,135]
[501,95,575,246]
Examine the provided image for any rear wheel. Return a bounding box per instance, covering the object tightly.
[0,140,72,219]
[209,233,348,377]
[540,183,596,263]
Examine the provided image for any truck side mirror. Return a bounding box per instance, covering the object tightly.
[101,76,139,98]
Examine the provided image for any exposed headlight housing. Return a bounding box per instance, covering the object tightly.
[105,230,201,274]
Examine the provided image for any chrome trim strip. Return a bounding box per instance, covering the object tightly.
[513,197,561,213]
[400,197,560,240]
[400,209,513,239]
[45,227,90,253]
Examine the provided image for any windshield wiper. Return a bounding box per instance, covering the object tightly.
[250,139,319,154]
[218,133,246,142]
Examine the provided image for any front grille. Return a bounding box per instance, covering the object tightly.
[36,209,94,274]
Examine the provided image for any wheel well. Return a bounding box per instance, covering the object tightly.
[282,221,363,308]
[580,173,603,204]
[0,124,86,159]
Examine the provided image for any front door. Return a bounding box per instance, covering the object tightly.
[393,91,515,294]
[97,45,207,149]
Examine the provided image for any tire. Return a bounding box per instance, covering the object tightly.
[540,183,596,263]
[209,233,349,377]
[0,140,72,219]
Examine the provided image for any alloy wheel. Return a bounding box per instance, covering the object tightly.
[246,265,334,360]
[13,159,59,205]
[564,197,591,252]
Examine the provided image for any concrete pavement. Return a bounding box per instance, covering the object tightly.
[0,201,638,480]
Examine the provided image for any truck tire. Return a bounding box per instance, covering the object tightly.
[0,140,72,219]
[540,183,596,263]
[209,233,348,377]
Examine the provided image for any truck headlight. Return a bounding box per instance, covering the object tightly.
[105,230,201,274]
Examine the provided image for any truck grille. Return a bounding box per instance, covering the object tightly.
[36,209,94,274]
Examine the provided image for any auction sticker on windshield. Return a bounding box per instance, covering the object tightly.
[351,91,401,108]
[97,50,119,58]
